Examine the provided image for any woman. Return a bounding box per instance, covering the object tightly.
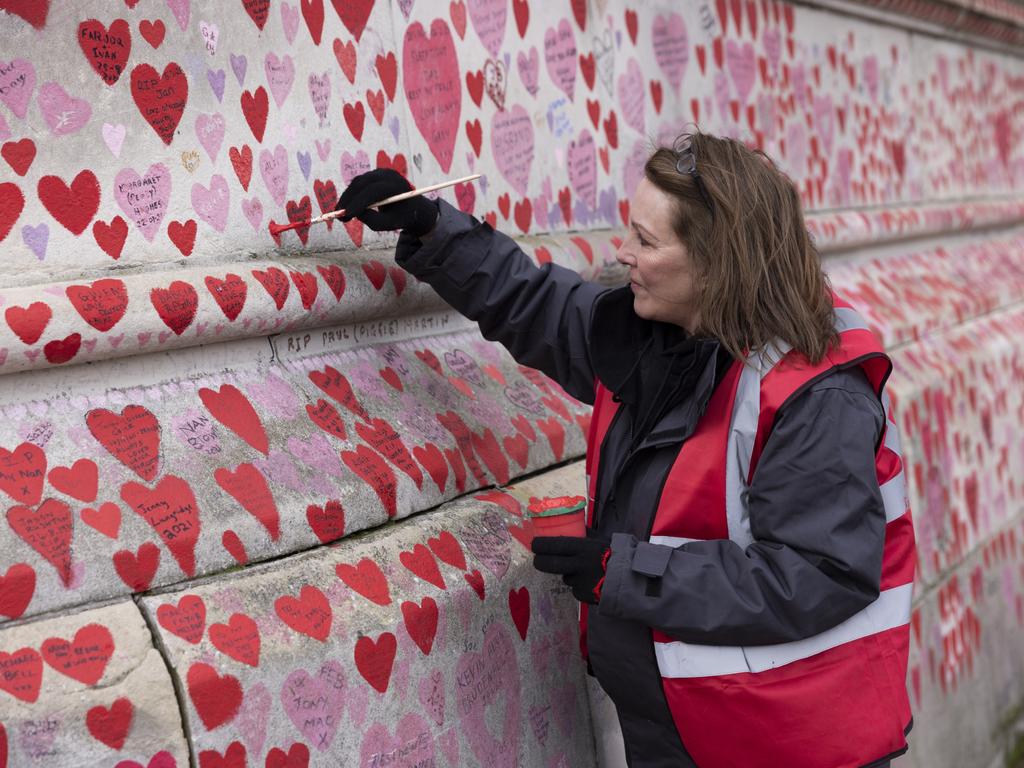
[336,131,916,768]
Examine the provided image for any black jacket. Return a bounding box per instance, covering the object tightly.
[397,201,888,767]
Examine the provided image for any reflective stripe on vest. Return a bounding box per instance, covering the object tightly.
[651,300,913,679]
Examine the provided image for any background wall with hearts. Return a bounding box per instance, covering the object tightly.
[1,0,1024,767]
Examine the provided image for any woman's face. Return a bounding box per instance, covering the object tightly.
[615,177,700,332]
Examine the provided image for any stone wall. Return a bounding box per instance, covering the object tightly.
[1,1,1023,766]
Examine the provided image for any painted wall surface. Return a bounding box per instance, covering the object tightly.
[0,1,1023,767]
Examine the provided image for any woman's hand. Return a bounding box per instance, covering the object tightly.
[335,168,439,237]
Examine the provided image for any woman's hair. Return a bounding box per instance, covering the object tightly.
[643,130,839,366]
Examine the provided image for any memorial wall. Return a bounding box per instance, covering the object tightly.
[0,0,1022,766]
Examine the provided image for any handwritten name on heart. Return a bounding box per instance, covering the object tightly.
[403,20,462,173]
[130,63,188,145]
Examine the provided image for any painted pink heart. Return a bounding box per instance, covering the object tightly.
[652,13,689,91]
[253,449,304,494]
[403,20,462,172]
[37,82,91,136]
[309,71,331,124]
[242,197,263,230]
[813,94,835,156]
[0,59,36,119]
[286,434,342,476]
[516,46,539,96]
[725,39,756,105]
[491,105,533,197]
[616,58,645,135]
[455,622,522,767]
[466,0,507,58]
[418,669,445,727]
[543,19,576,101]
[281,661,346,751]
[340,149,372,185]
[195,112,226,161]
[264,52,295,107]
[191,174,230,232]
[359,713,435,767]
[259,144,289,207]
[235,681,271,758]
[567,128,597,211]
[171,408,222,455]
[114,163,172,242]
[281,1,300,41]
[247,372,301,419]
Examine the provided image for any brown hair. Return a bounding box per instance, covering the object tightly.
[643,130,838,366]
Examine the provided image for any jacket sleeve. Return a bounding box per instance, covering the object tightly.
[393,199,607,404]
[597,367,889,645]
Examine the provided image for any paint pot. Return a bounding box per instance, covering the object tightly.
[527,495,587,537]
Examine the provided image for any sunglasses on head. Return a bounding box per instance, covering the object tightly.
[673,136,715,220]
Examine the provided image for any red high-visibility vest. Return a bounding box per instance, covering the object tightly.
[582,294,915,767]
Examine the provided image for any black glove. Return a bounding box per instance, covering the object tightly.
[334,168,439,237]
[531,530,612,605]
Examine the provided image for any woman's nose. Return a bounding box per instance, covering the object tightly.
[615,239,635,266]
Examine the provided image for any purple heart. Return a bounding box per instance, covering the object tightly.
[573,199,591,226]
[547,201,561,227]
[388,115,400,142]
[297,150,312,180]
[21,223,48,260]
[230,53,247,86]
[597,186,617,225]
[206,68,226,101]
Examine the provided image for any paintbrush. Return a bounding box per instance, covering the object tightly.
[268,173,482,237]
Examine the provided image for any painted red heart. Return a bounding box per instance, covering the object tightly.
[333,37,357,82]
[41,623,115,685]
[426,530,467,571]
[240,0,270,29]
[355,417,423,489]
[5,302,51,345]
[93,216,129,259]
[579,52,595,90]
[503,433,529,468]
[300,0,324,44]
[305,399,347,440]
[289,268,318,308]
[401,596,438,655]
[437,410,488,486]
[138,18,165,48]
[167,218,197,256]
[199,384,269,455]
[275,584,332,642]
[121,475,201,577]
[508,586,530,640]
[537,416,566,461]
[464,569,485,600]
[7,498,72,585]
[0,0,49,28]
[507,519,534,551]
[511,414,536,442]
[379,366,402,391]
[472,428,510,485]
[78,19,132,85]
[86,405,160,481]
[130,62,188,145]
[86,697,133,749]
[67,278,129,331]
[413,443,448,493]
[330,0,373,40]
[624,8,638,44]
[0,182,25,244]
[38,170,100,235]
[198,741,247,768]
[465,69,484,107]
[265,742,309,768]
[374,51,397,100]
[342,100,365,141]
[415,348,443,375]
[1,138,35,176]
[444,446,466,493]
[214,463,279,539]
[513,197,532,233]
[186,662,243,731]
[48,458,98,502]
[361,259,387,290]
[113,541,160,591]
[449,0,466,37]
[240,86,269,142]
[335,558,391,605]
[156,594,206,644]
[81,501,121,539]
[150,280,198,335]
[570,0,586,29]
[309,366,369,421]
[399,543,446,590]
[252,266,290,309]
[366,88,385,124]
[205,274,247,321]
[209,612,260,667]
[0,647,42,703]
[312,178,338,229]
[229,145,253,191]
[354,632,397,693]
[512,0,529,36]
[341,444,397,518]
[475,489,523,516]
[43,333,81,365]
[306,499,345,543]
[0,563,35,619]
[375,150,407,177]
